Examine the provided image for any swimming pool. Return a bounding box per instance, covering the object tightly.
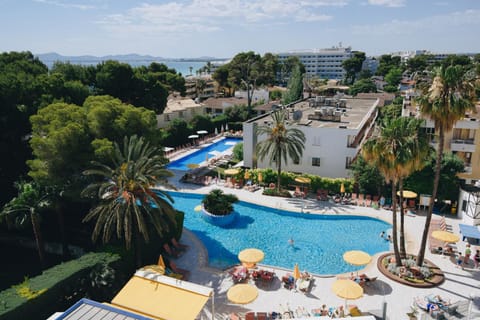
[165,192,390,275]
[166,138,242,171]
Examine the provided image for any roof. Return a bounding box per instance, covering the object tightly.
[111,272,213,320]
[248,97,379,130]
[53,298,153,320]
[202,97,247,108]
[355,92,395,107]
[164,98,203,113]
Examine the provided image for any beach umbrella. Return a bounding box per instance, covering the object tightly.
[295,177,311,184]
[188,134,199,139]
[396,190,417,199]
[157,254,166,268]
[340,183,345,194]
[205,153,209,163]
[293,263,301,280]
[221,124,224,132]
[227,284,258,304]
[143,264,165,275]
[215,127,218,135]
[244,171,251,180]
[187,163,200,169]
[343,250,372,266]
[197,130,208,135]
[331,279,363,312]
[224,168,240,176]
[225,123,229,131]
[194,205,202,212]
[238,248,264,267]
[431,230,460,243]
[258,172,263,183]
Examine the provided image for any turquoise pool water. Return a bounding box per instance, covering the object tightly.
[165,192,391,274]
[166,138,242,171]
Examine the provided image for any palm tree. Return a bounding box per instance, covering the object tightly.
[363,117,429,265]
[81,135,177,266]
[1,181,50,267]
[256,109,306,192]
[416,64,477,266]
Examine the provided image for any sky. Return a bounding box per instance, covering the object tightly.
[1,0,479,59]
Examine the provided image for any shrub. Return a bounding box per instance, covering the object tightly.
[0,252,121,320]
[202,189,239,216]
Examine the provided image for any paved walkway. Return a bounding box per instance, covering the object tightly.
[165,174,480,320]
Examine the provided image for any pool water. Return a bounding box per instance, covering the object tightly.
[166,137,241,171]
[166,192,391,275]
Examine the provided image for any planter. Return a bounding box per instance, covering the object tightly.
[200,206,238,227]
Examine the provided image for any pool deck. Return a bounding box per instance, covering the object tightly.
[163,173,480,320]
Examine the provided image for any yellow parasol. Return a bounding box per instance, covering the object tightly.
[157,254,166,268]
[432,230,460,243]
[295,177,311,184]
[238,248,264,266]
[396,190,417,199]
[293,263,301,280]
[340,183,345,194]
[187,163,200,169]
[194,204,202,212]
[258,172,263,183]
[244,171,251,180]
[224,168,240,176]
[142,264,165,274]
[227,284,258,304]
[343,250,372,266]
[332,279,363,311]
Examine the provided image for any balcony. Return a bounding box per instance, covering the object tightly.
[451,139,476,153]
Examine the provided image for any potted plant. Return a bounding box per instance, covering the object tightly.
[200,189,239,226]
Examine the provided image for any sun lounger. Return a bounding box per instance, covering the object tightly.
[245,312,255,320]
[171,237,189,251]
[297,275,314,293]
[256,312,268,320]
[229,266,249,283]
[163,243,183,258]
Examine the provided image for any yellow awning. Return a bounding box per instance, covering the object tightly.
[111,275,212,320]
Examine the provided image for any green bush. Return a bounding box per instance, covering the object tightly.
[0,252,121,320]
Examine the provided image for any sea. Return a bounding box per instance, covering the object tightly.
[42,60,209,77]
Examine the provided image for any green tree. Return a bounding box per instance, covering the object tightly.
[82,135,177,266]
[342,51,366,84]
[385,67,403,88]
[376,55,402,76]
[1,181,50,267]
[256,110,306,192]
[406,55,428,72]
[416,65,477,266]
[348,79,377,96]
[95,60,134,102]
[363,117,428,264]
[282,65,304,105]
[202,189,239,216]
[349,156,385,196]
[232,142,244,161]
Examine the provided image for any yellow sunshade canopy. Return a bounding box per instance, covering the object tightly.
[224,168,240,175]
[258,172,263,182]
[227,284,258,304]
[432,230,460,243]
[238,248,264,264]
[331,279,363,300]
[112,275,212,320]
[293,263,301,280]
[244,171,251,179]
[343,250,372,266]
[397,190,417,198]
[295,177,311,184]
[340,183,345,193]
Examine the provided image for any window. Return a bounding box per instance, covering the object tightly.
[345,157,352,169]
[312,157,321,167]
[293,157,300,165]
[165,114,170,121]
[178,111,184,118]
[313,136,321,146]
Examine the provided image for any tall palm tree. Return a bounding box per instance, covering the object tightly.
[416,64,477,266]
[82,135,177,266]
[363,117,429,265]
[256,109,306,192]
[1,181,50,267]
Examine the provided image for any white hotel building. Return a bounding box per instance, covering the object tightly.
[243,96,380,178]
[276,46,353,80]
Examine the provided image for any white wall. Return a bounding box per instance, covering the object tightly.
[458,188,480,225]
[235,89,270,104]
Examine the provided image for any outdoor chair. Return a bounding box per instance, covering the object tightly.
[245,312,256,320]
[171,237,189,251]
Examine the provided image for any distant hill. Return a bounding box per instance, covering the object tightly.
[35,52,224,64]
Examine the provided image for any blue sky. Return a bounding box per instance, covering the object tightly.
[1,0,479,58]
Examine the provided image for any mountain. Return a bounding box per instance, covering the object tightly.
[35,52,225,63]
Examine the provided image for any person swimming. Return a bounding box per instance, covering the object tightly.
[288,238,294,246]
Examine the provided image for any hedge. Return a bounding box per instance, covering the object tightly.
[0,252,121,320]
